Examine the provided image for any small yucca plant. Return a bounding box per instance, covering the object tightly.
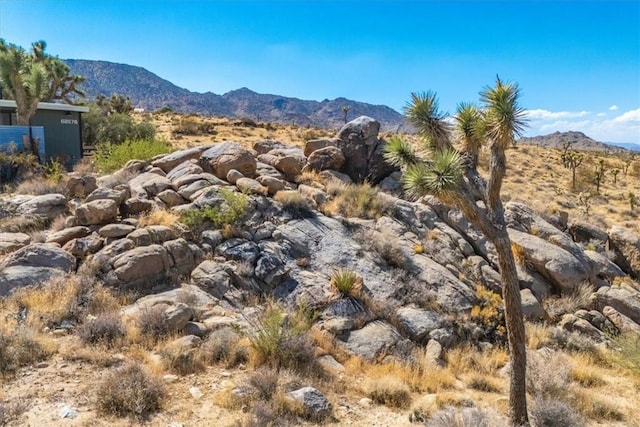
[330,268,361,297]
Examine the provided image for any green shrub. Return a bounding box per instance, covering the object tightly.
[83,110,156,147]
[180,189,248,229]
[94,138,172,173]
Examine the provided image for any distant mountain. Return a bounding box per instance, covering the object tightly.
[65,59,407,131]
[608,142,640,152]
[518,131,627,152]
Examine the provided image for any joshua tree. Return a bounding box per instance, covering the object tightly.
[629,191,636,211]
[611,168,620,184]
[341,105,350,124]
[594,159,605,194]
[384,77,529,426]
[0,39,84,126]
[561,150,584,191]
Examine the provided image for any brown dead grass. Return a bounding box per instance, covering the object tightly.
[137,209,181,227]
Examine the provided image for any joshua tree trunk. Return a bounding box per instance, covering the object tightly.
[492,231,528,426]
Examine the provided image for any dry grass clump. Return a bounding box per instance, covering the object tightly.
[137,209,180,227]
[77,313,126,347]
[323,182,390,219]
[0,327,55,376]
[357,228,412,270]
[248,306,322,378]
[7,274,105,329]
[466,374,502,393]
[136,305,170,343]
[95,362,165,420]
[531,396,585,427]
[568,353,606,387]
[569,389,625,422]
[445,345,509,377]
[14,176,66,195]
[425,406,497,427]
[543,282,594,321]
[249,367,279,401]
[363,375,411,408]
[525,322,553,350]
[59,341,119,367]
[160,343,206,376]
[201,327,249,368]
[0,215,47,233]
[273,191,316,219]
[0,398,29,426]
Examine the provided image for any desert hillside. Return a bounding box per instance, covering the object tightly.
[0,114,639,427]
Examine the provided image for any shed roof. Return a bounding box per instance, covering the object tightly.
[0,99,89,113]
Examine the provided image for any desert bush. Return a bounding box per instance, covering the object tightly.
[136,305,170,342]
[0,398,29,426]
[426,406,497,427]
[324,182,391,219]
[273,191,315,219]
[0,328,53,376]
[248,306,320,377]
[83,109,155,147]
[543,282,594,321]
[94,138,172,173]
[330,268,361,297]
[470,285,506,343]
[95,362,165,420]
[160,345,206,376]
[180,188,248,229]
[526,351,569,400]
[201,327,248,368]
[172,116,216,135]
[77,313,125,346]
[530,397,585,427]
[249,367,279,400]
[8,274,100,329]
[357,229,411,270]
[608,334,640,372]
[363,375,411,408]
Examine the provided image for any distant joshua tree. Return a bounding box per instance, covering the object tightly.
[341,105,350,124]
[611,168,619,184]
[594,159,605,194]
[561,150,584,191]
[384,77,529,426]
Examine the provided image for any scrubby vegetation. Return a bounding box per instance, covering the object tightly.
[94,138,172,173]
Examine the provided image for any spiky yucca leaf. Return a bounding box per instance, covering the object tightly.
[455,103,486,158]
[480,77,526,148]
[402,148,464,199]
[383,135,419,167]
[404,91,451,148]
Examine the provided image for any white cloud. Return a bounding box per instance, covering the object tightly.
[524,109,590,120]
[524,108,640,143]
[609,104,618,111]
[612,108,640,123]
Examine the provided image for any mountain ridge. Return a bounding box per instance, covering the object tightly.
[64,59,407,131]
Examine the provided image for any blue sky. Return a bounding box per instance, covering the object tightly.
[1,0,638,142]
